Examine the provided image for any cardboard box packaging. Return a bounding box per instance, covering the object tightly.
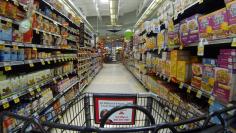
[177,61,191,82]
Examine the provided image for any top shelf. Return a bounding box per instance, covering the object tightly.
[41,0,80,29]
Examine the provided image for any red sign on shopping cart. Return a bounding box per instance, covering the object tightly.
[94,96,136,125]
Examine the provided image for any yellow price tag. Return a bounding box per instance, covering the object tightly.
[179,82,184,89]
[4,66,12,71]
[62,58,65,62]
[13,97,20,103]
[47,60,51,64]
[232,38,236,47]
[221,22,229,31]
[60,75,63,80]
[196,90,202,98]
[36,30,39,34]
[53,78,57,84]
[168,77,171,83]
[58,59,61,62]
[208,96,215,105]
[30,91,35,95]
[29,63,34,67]
[3,102,10,109]
[179,45,183,50]
[41,60,45,65]
[187,86,191,93]
[0,45,5,50]
[36,88,41,92]
[12,44,18,50]
[6,21,12,27]
[33,47,37,51]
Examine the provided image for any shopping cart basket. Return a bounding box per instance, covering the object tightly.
[0,93,236,133]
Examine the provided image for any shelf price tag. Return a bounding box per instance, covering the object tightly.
[196,90,202,98]
[168,77,171,83]
[179,82,184,89]
[179,45,183,50]
[4,66,12,71]
[32,45,37,51]
[232,38,236,47]
[29,62,34,67]
[187,86,191,93]
[198,39,204,56]
[40,59,45,65]
[198,0,203,4]
[208,96,215,105]
[0,45,5,50]
[13,95,20,103]
[60,75,63,80]
[54,58,57,63]
[47,60,51,64]
[12,43,18,50]
[36,87,41,92]
[29,88,35,95]
[2,99,10,109]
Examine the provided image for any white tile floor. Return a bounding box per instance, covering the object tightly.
[84,63,147,93]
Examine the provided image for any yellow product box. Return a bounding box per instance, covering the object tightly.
[170,60,177,78]
[177,61,192,82]
[170,50,190,61]
[165,61,171,76]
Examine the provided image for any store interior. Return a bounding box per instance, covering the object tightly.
[0,0,236,132]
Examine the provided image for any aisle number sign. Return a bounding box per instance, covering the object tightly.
[94,96,136,124]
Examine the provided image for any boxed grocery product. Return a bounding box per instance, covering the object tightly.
[157,30,167,49]
[191,63,203,89]
[5,3,17,19]
[0,0,7,15]
[211,8,229,39]
[198,14,213,40]
[179,20,189,45]
[0,21,13,41]
[213,67,236,103]
[170,50,190,61]
[165,61,171,76]
[220,49,236,56]
[202,65,215,93]
[0,47,11,61]
[10,48,17,61]
[177,61,191,82]
[227,1,236,37]
[187,14,200,44]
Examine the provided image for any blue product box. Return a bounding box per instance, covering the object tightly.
[0,48,11,61]
[209,102,226,124]
[17,49,24,61]
[11,49,17,61]
[202,58,216,66]
[0,22,12,41]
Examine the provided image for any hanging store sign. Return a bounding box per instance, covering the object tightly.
[94,95,136,125]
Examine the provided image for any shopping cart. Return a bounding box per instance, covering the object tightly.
[0,93,236,133]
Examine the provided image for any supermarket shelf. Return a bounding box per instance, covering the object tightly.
[0,16,20,25]
[78,63,92,68]
[41,0,80,28]
[33,28,61,37]
[0,69,77,106]
[187,38,233,47]
[79,83,87,92]
[0,40,77,51]
[155,72,211,98]
[78,58,91,62]
[37,80,79,114]
[0,56,77,67]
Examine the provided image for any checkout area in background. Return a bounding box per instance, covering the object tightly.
[103,46,122,63]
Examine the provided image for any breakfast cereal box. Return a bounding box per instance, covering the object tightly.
[211,8,229,39]
[198,14,213,40]
[226,1,236,36]
[177,61,191,82]
[191,63,203,89]
[213,67,236,103]
[170,60,177,78]
[165,61,171,76]
[187,14,200,44]
[201,65,215,93]
[180,20,189,45]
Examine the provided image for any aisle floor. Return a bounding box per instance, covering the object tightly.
[84,63,147,93]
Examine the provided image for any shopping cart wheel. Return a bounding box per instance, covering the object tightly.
[100,103,156,131]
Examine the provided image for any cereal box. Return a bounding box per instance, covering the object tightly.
[225,0,236,4]
[211,8,229,39]
[165,61,171,76]
[170,50,190,61]
[179,20,189,45]
[191,63,203,89]
[198,14,213,40]
[213,67,236,103]
[226,1,236,36]
[170,60,177,78]
[187,14,200,44]
[201,65,215,93]
[177,61,191,82]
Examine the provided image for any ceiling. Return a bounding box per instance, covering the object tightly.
[71,0,151,37]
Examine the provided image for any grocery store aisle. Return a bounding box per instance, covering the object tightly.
[84,63,147,93]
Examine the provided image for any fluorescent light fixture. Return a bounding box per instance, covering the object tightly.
[134,0,161,28]
[101,0,108,3]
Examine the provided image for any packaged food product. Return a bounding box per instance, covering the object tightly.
[191,63,203,89]
[5,3,17,19]
[198,14,213,40]
[177,61,191,82]
[0,21,13,41]
[201,65,215,93]
[0,0,7,15]
[180,20,189,45]
[226,2,236,36]
[187,14,200,44]
[0,47,11,61]
[213,67,236,103]
[11,48,17,61]
[211,8,229,39]
[24,48,32,60]
[170,50,190,61]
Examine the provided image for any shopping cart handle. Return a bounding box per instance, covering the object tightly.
[99,104,155,128]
